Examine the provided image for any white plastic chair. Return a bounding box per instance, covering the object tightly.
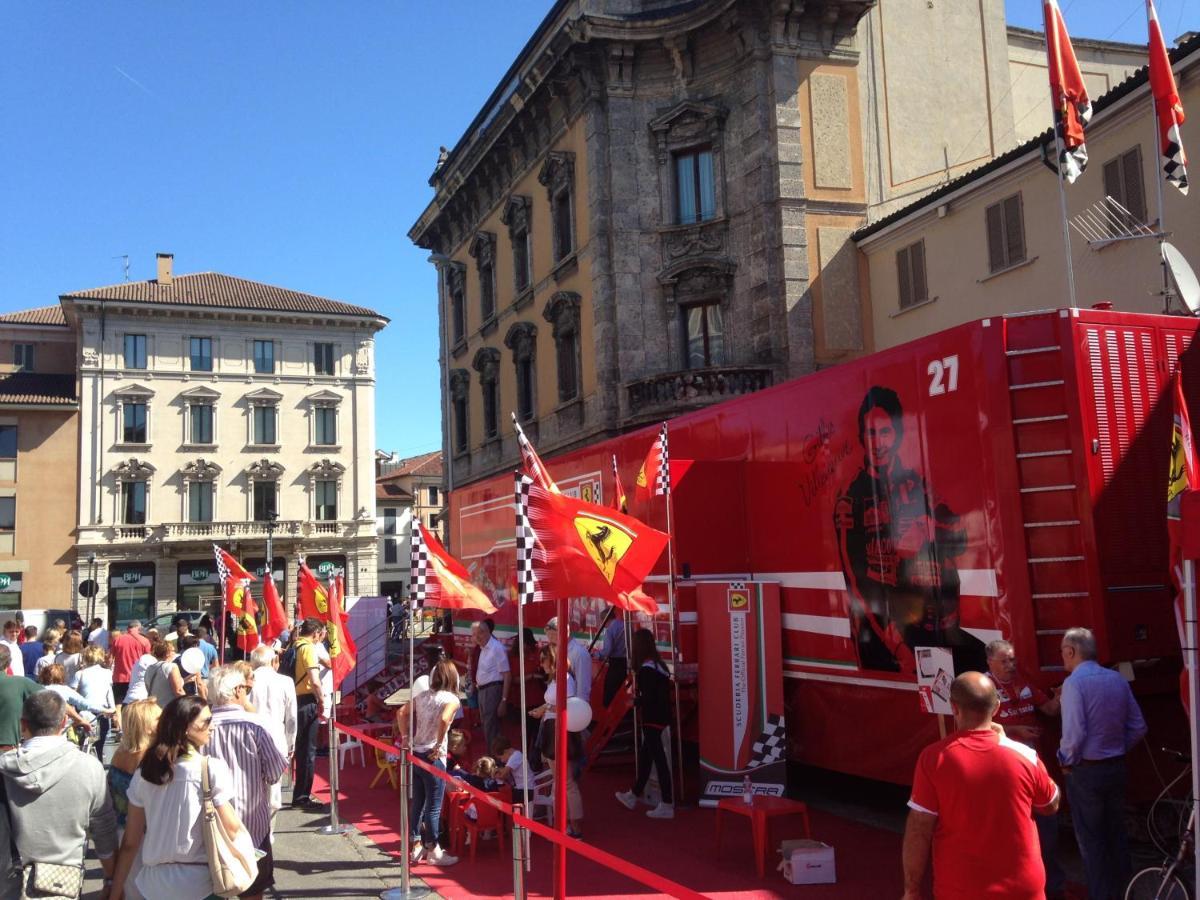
[337,730,365,769]
[528,767,555,823]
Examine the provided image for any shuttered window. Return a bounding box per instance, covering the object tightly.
[896,240,928,310]
[985,194,1026,273]
[1102,146,1147,227]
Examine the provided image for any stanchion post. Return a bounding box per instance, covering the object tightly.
[381,747,431,900]
[511,805,527,900]
[318,704,352,836]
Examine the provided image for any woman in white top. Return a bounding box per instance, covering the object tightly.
[71,644,116,760]
[111,695,248,900]
[54,632,84,684]
[530,644,583,837]
[123,651,157,705]
[397,659,461,867]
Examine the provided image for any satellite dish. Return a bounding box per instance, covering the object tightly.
[1163,242,1200,314]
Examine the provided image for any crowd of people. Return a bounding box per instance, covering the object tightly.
[903,627,1148,900]
[0,613,323,900]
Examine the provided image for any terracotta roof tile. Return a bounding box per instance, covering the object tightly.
[378,450,443,479]
[61,272,386,320]
[0,373,76,406]
[0,306,67,327]
[376,482,414,501]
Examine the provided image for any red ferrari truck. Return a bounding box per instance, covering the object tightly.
[445,307,1199,784]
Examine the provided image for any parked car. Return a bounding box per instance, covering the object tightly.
[14,609,81,637]
[144,610,206,635]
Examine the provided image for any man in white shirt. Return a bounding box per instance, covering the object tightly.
[86,618,109,651]
[545,617,592,705]
[249,645,298,835]
[471,619,511,753]
[0,621,23,678]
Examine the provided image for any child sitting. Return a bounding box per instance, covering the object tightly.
[446,729,471,778]
[491,735,532,807]
[458,756,504,793]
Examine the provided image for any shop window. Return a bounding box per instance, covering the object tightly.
[683,302,725,369]
[190,337,213,372]
[985,194,1027,273]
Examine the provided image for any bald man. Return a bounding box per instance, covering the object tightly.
[902,672,1060,900]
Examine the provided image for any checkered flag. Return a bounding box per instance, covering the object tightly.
[1148,0,1190,196]
[514,472,553,605]
[746,714,787,769]
[410,520,429,605]
[512,413,559,493]
[656,423,671,496]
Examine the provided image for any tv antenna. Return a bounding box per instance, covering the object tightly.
[112,254,130,281]
[1162,242,1200,316]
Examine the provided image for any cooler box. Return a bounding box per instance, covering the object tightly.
[779,840,836,885]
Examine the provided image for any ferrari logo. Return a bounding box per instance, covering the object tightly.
[1169,422,1191,503]
[431,555,471,595]
[230,583,248,614]
[574,514,634,583]
[729,591,748,611]
[636,463,647,489]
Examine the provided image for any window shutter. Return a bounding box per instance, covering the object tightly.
[1102,158,1122,204]
[1003,195,1026,265]
[910,241,927,303]
[985,202,1006,272]
[896,247,912,309]
[1122,147,1146,223]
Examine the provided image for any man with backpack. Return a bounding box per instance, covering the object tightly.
[289,618,329,809]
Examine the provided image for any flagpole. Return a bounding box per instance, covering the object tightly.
[1044,3,1079,309]
[663,437,686,806]
[1186,556,1200,900]
[553,595,569,900]
[515,576,531,875]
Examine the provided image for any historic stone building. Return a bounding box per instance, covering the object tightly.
[375,449,444,601]
[408,0,1143,491]
[62,255,388,626]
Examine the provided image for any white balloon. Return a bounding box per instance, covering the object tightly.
[565,697,591,733]
[412,675,430,695]
[180,647,206,675]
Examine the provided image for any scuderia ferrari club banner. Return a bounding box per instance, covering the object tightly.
[697,581,786,805]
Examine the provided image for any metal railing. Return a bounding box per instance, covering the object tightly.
[626,365,772,417]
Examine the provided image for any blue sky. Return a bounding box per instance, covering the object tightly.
[0,1,1187,458]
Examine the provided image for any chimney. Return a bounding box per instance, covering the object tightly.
[156,253,174,285]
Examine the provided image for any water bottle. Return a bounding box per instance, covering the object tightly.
[742,774,753,804]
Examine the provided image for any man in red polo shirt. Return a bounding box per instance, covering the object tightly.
[984,638,1065,898]
[902,671,1060,900]
[109,620,151,704]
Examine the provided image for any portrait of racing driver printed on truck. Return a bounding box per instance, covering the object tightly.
[834,385,987,675]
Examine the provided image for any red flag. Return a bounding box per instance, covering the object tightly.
[524,478,669,612]
[416,521,497,613]
[327,573,357,689]
[260,571,287,647]
[612,454,628,514]
[635,425,694,499]
[1044,0,1092,183]
[213,545,258,651]
[513,413,560,493]
[297,561,330,621]
[1170,371,1198,664]
[1148,0,1189,195]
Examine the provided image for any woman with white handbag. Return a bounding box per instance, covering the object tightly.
[110,696,255,900]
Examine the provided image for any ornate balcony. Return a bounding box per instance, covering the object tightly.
[78,519,369,547]
[625,366,773,422]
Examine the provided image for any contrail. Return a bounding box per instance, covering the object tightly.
[113,65,155,97]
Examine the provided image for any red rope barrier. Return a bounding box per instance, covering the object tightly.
[334,722,708,900]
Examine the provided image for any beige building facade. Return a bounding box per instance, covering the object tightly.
[857,35,1200,349]
[62,255,388,626]
[409,0,1156,495]
[0,307,79,610]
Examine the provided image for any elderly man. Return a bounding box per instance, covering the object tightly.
[0,690,117,898]
[1058,627,1147,900]
[472,619,510,753]
[545,616,592,705]
[902,671,1059,900]
[250,644,298,833]
[984,638,1065,898]
[205,665,288,900]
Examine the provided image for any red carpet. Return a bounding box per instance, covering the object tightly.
[313,754,903,898]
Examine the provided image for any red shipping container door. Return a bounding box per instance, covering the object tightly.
[445,308,1200,785]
